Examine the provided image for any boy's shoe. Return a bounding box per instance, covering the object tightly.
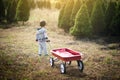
[44,54,49,56]
[39,54,41,56]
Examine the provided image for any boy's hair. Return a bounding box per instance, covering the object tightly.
[40,21,46,27]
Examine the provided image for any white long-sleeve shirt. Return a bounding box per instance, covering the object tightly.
[36,27,48,42]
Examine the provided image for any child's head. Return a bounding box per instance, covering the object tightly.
[40,21,46,27]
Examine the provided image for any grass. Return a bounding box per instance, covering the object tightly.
[0,8,120,80]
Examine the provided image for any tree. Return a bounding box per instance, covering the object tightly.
[7,0,19,23]
[55,1,61,9]
[37,0,43,9]
[101,0,108,14]
[105,1,116,34]
[46,0,51,9]
[91,0,106,35]
[70,0,82,27]
[58,4,65,27]
[70,4,92,37]
[60,0,74,32]
[86,0,96,17]
[29,0,36,9]
[109,1,120,36]
[0,0,5,22]
[3,0,11,10]
[16,0,30,24]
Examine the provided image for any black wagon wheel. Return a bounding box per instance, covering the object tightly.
[77,60,84,72]
[60,63,66,74]
[49,57,54,67]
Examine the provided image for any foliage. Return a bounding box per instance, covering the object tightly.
[109,2,120,36]
[55,1,61,9]
[37,0,51,9]
[101,0,108,14]
[16,0,30,23]
[91,0,106,35]
[86,0,96,17]
[59,0,74,32]
[57,0,119,37]
[29,0,36,9]
[105,1,116,34]
[46,0,51,9]
[0,0,5,21]
[7,0,19,23]
[58,4,65,28]
[37,0,44,9]
[2,0,11,10]
[70,4,92,37]
[70,0,82,27]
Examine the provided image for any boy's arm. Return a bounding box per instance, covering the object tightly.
[36,30,39,41]
[44,29,50,42]
[44,29,48,39]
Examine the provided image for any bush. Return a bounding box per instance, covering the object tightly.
[37,0,44,9]
[55,1,61,9]
[70,0,82,27]
[60,0,74,32]
[86,0,96,17]
[109,2,120,36]
[0,0,5,22]
[70,4,92,37]
[105,1,116,35]
[16,0,30,24]
[46,0,51,9]
[7,0,19,23]
[91,0,106,35]
[58,4,66,28]
[29,0,36,9]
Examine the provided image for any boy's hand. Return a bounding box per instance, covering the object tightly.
[46,40,50,42]
[36,39,38,42]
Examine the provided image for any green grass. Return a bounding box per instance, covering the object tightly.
[0,9,120,80]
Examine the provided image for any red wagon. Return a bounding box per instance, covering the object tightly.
[49,48,84,74]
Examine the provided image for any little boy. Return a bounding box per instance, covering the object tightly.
[36,21,50,56]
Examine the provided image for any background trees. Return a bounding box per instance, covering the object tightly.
[0,0,119,37]
[55,1,61,9]
[105,1,117,35]
[58,4,66,28]
[70,0,82,27]
[15,0,30,24]
[58,0,119,37]
[109,1,120,36]
[29,0,36,9]
[70,4,92,37]
[7,0,19,23]
[91,0,106,35]
[0,0,5,22]
[59,0,74,32]
[0,0,52,24]
[86,0,96,17]
[37,0,51,9]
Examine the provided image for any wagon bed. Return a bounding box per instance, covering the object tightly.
[49,48,84,74]
[51,48,82,61]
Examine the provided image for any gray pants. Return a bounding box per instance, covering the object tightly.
[38,41,48,55]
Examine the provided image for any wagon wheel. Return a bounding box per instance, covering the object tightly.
[49,57,54,67]
[66,61,71,65]
[77,60,84,72]
[60,63,66,74]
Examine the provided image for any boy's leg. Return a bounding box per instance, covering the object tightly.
[42,42,48,56]
[38,43,43,56]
